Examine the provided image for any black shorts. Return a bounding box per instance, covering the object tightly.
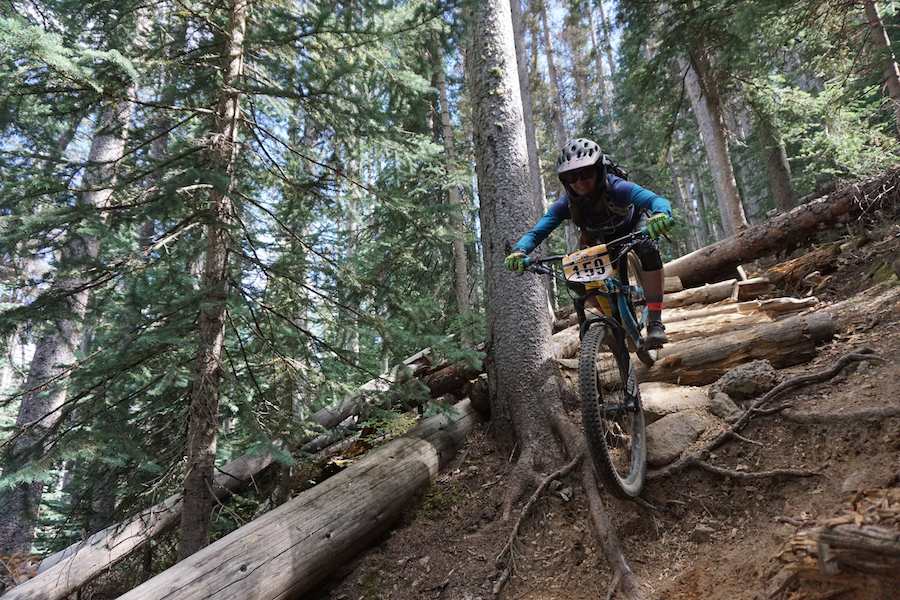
[579,211,663,272]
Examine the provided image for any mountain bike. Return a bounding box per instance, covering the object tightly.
[525,230,658,498]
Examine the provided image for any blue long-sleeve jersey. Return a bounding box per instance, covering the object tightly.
[512,174,672,254]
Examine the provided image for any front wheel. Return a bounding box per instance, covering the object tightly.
[579,324,646,498]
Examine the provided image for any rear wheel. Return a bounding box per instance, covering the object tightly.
[579,324,646,498]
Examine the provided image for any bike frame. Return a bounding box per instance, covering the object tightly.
[533,231,650,352]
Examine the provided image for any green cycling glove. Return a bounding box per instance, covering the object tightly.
[504,251,528,273]
[647,213,674,240]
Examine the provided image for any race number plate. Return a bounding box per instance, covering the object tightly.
[562,244,613,284]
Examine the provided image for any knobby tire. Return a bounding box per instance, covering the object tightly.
[579,324,647,498]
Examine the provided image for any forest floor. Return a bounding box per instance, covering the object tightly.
[313,228,900,600]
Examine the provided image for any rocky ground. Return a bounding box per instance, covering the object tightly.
[313,227,900,600]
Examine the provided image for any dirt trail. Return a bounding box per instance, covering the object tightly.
[314,229,899,600]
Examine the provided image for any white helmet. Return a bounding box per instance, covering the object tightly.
[555,138,605,179]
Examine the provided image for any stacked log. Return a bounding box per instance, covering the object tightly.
[632,311,834,386]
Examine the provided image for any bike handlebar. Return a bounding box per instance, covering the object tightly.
[523,228,653,274]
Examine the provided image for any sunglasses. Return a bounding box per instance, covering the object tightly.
[560,167,596,185]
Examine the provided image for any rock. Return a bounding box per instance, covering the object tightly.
[646,412,707,467]
[708,392,741,419]
[640,382,711,422]
[690,524,715,542]
[709,360,782,401]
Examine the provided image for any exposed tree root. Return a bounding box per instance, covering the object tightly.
[581,462,645,600]
[691,459,819,480]
[493,454,582,597]
[781,406,900,423]
[493,405,644,599]
[649,349,879,481]
[500,448,544,521]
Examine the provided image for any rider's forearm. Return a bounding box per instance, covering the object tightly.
[512,210,563,254]
[628,185,672,217]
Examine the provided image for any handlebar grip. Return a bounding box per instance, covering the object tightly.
[523,256,534,268]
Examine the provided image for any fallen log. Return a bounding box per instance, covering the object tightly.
[633,311,834,386]
[25,350,434,600]
[422,361,482,397]
[552,324,581,359]
[552,276,781,331]
[731,276,775,302]
[664,279,737,308]
[766,242,842,289]
[664,168,900,288]
[777,488,900,591]
[663,309,775,344]
[551,295,818,359]
[664,296,818,324]
[114,400,479,600]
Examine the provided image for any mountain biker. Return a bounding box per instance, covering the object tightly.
[504,138,674,348]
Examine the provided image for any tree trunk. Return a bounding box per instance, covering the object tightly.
[539,4,568,149]
[665,167,900,287]
[586,1,612,133]
[538,3,578,251]
[0,96,134,556]
[510,0,558,312]
[470,0,562,461]
[863,0,900,137]
[113,402,479,600]
[690,169,717,243]
[432,39,473,328]
[178,0,248,559]
[510,0,547,220]
[666,150,696,254]
[680,53,748,235]
[750,99,794,212]
[596,0,616,79]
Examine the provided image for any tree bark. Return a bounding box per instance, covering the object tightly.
[0,96,134,556]
[470,0,565,491]
[114,402,479,600]
[432,40,473,330]
[664,167,900,288]
[750,99,795,212]
[680,53,748,235]
[586,1,613,133]
[178,0,248,559]
[596,0,616,79]
[863,0,900,137]
[510,0,547,221]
